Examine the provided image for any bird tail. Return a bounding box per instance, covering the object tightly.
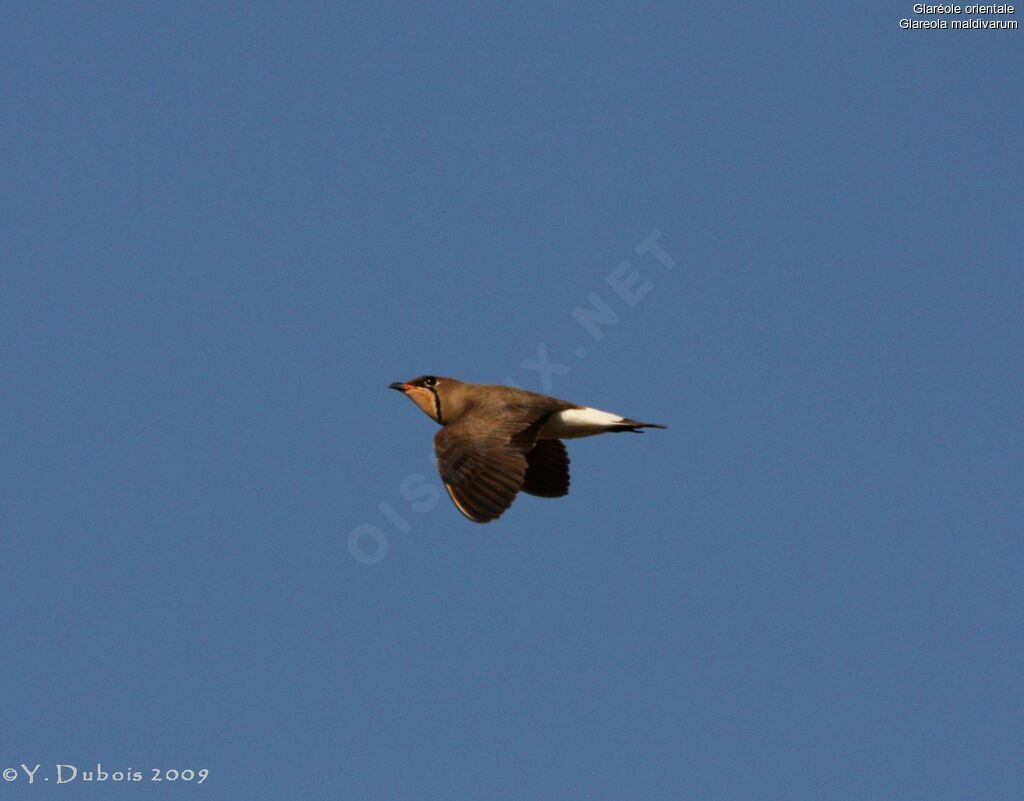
[609,420,667,434]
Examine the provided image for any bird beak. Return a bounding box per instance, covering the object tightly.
[389,382,410,392]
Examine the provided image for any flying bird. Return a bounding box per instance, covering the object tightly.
[389,375,666,523]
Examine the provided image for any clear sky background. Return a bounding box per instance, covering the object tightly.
[2,4,1021,800]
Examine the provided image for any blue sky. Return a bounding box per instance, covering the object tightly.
[2,3,1021,799]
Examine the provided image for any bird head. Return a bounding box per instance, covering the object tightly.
[389,375,457,424]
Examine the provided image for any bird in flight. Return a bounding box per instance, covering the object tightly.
[389,375,666,523]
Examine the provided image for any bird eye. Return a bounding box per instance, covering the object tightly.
[422,376,437,388]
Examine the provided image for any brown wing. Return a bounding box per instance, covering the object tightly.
[521,439,570,498]
[434,409,552,523]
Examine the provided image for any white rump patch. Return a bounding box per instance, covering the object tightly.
[541,407,626,439]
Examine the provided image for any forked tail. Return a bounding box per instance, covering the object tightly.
[609,420,668,434]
